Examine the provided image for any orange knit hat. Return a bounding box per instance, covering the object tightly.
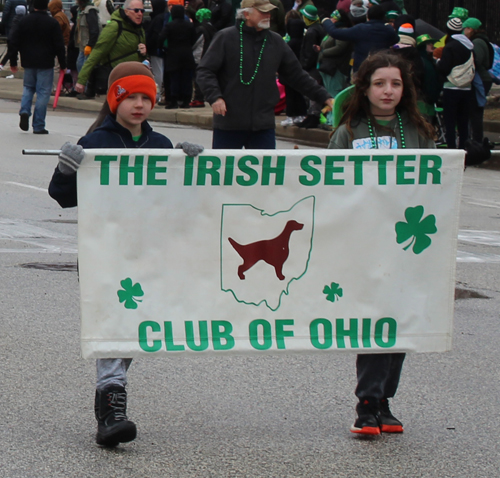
[106,62,157,114]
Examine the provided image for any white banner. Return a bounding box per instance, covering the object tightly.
[77,149,464,358]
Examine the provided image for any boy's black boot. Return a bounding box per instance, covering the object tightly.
[379,398,404,433]
[94,386,137,447]
[350,398,381,436]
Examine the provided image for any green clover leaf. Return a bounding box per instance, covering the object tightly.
[117,278,144,309]
[323,282,343,302]
[395,206,437,254]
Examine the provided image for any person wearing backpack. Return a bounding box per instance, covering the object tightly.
[74,0,148,99]
[463,17,493,143]
[435,17,474,149]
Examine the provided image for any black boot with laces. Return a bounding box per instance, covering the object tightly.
[94,387,137,447]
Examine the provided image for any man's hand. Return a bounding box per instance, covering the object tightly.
[212,98,226,116]
[138,43,147,55]
[75,83,85,93]
[10,66,18,74]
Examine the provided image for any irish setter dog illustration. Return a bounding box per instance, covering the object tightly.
[228,220,304,280]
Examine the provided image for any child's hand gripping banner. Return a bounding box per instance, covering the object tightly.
[77,149,464,358]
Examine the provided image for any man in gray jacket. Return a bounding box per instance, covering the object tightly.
[197,0,333,149]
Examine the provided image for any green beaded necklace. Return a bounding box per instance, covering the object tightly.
[239,21,267,86]
[367,112,406,149]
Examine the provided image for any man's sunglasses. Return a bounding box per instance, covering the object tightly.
[127,8,145,13]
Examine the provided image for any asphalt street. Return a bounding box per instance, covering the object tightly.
[1,98,500,477]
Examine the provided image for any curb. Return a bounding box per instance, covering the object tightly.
[1,76,500,162]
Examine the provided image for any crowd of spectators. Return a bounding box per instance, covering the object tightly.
[1,0,497,147]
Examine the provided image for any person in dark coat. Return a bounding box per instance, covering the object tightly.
[9,0,67,134]
[191,8,217,107]
[207,0,233,30]
[197,0,332,149]
[0,0,27,37]
[280,9,307,125]
[160,4,197,108]
[0,4,26,69]
[145,0,167,92]
[322,4,398,73]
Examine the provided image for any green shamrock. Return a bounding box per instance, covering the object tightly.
[395,206,437,254]
[323,282,343,302]
[117,278,144,309]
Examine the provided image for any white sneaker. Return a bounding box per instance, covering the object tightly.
[280,117,294,126]
[293,116,306,125]
[0,65,4,71]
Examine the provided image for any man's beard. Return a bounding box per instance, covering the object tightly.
[257,19,271,29]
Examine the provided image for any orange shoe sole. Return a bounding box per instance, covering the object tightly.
[350,426,381,435]
[381,424,404,433]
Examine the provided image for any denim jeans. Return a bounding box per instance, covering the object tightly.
[20,68,54,132]
[76,50,87,73]
[96,358,132,391]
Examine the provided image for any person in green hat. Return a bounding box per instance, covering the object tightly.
[300,5,323,77]
[416,33,442,119]
[463,17,494,142]
[385,10,399,27]
[191,8,217,107]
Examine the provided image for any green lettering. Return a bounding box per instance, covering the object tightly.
[95,155,117,185]
[146,155,168,186]
[224,156,235,186]
[372,155,393,185]
[211,321,234,350]
[275,319,294,349]
[396,155,416,185]
[299,155,321,186]
[336,318,359,349]
[419,154,442,185]
[310,318,333,349]
[184,156,194,186]
[374,317,397,348]
[185,321,209,351]
[236,156,259,186]
[249,319,272,350]
[138,321,162,352]
[362,318,371,348]
[324,156,345,185]
[262,156,286,186]
[164,321,185,351]
[349,156,370,185]
[119,155,144,186]
[197,156,221,186]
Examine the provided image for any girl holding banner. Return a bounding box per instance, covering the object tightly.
[328,50,436,435]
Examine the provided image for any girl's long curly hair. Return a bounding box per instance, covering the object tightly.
[337,49,435,141]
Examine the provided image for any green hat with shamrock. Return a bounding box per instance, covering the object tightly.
[448,7,468,21]
[416,33,437,47]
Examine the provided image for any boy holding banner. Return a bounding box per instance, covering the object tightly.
[48,61,203,447]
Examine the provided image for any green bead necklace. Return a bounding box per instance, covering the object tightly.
[239,22,267,86]
[367,112,406,149]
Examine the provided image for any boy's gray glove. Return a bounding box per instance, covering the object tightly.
[58,142,85,175]
[176,142,204,157]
